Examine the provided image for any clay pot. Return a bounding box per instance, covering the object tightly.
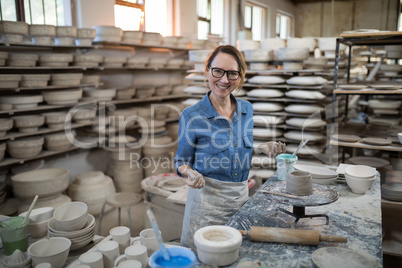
[0,143,5,162]
[73,54,103,67]
[0,52,7,66]
[194,225,242,266]
[8,53,38,67]
[286,170,313,196]
[39,53,73,67]
[77,28,96,39]
[42,89,82,105]
[21,74,50,87]
[11,168,69,199]
[142,32,162,46]
[72,108,97,124]
[7,136,44,159]
[68,171,116,216]
[81,75,100,84]
[0,74,21,88]
[42,112,69,129]
[56,26,77,37]
[127,56,149,67]
[29,24,56,36]
[0,21,28,35]
[13,115,45,133]
[44,132,73,151]
[0,118,13,137]
[115,88,136,100]
[50,73,83,86]
[31,36,52,45]
[84,88,116,101]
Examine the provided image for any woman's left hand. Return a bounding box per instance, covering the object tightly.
[255,141,286,157]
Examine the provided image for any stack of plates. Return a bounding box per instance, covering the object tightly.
[294,164,338,185]
[0,181,6,207]
[381,183,402,201]
[47,214,96,251]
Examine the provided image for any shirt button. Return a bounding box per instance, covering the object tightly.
[230,131,233,134]
[235,173,237,176]
[235,159,238,162]
[234,144,237,147]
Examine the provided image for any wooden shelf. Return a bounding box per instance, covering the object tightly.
[334,89,402,94]
[105,94,190,105]
[0,42,95,49]
[0,122,92,141]
[0,66,87,71]
[0,146,82,168]
[0,100,96,115]
[0,83,100,92]
[93,41,190,51]
[330,140,402,152]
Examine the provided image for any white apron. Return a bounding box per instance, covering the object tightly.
[180,176,248,251]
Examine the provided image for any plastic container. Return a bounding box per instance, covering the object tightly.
[0,216,29,255]
[275,154,298,181]
[149,246,196,268]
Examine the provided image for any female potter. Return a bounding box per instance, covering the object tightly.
[174,45,286,250]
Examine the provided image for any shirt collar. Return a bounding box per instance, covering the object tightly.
[200,91,248,119]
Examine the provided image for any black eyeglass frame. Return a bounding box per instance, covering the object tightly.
[209,67,241,81]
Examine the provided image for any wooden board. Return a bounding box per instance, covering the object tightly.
[340,31,402,38]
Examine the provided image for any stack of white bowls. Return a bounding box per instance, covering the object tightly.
[381,183,402,201]
[19,207,54,238]
[47,201,95,251]
[345,165,377,194]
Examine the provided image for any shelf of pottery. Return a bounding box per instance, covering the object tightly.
[329,33,402,173]
[184,38,342,183]
[0,22,215,171]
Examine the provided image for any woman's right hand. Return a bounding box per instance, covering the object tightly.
[187,169,205,189]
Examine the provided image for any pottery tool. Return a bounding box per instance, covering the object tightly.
[291,138,310,159]
[238,226,347,246]
[23,195,39,224]
[147,208,170,261]
[258,190,303,199]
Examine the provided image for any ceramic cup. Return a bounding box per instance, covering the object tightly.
[96,240,120,268]
[110,226,131,254]
[114,244,148,268]
[116,259,142,268]
[286,170,313,196]
[36,263,52,268]
[78,251,104,268]
[275,154,298,181]
[132,228,161,256]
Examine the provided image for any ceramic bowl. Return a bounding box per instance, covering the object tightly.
[0,118,13,135]
[0,94,43,109]
[345,165,376,180]
[42,112,69,129]
[72,108,97,123]
[53,201,88,230]
[77,28,96,39]
[48,214,95,236]
[42,89,83,105]
[398,133,402,144]
[0,20,28,34]
[345,174,376,194]
[29,24,56,36]
[7,136,44,159]
[194,225,242,266]
[28,237,71,268]
[84,88,116,101]
[56,26,77,37]
[13,115,45,133]
[19,207,54,223]
[28,218,52,238]
[44,132,73,151]
[11,168,69,199]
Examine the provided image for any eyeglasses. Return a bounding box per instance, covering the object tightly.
[210,67,240,81]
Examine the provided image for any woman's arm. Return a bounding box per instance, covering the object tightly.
[178,164,205,189]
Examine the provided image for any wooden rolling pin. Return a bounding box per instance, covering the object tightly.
[238,226,347,246]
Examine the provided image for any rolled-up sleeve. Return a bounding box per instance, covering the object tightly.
[174,110,196,177]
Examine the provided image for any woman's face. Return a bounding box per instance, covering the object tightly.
[207,52,240,100]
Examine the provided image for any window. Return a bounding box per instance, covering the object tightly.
[244,3,265,41]
[197,0,224,40]
[0,0,70,25]
[115,0,145,31]
[276,13,292,38]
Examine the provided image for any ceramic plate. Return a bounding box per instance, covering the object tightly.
[285,90,326,100]
[157,178,186,192]
[347,156,390,169]
[284,104,324,114]
[361,137,392,146]
[252,102,284,112]
[293,164,338,179]
[285,118,326,129]
[253,115,284,126]
[312,247,372,268]
[285,143,322,156]
[369,84,401,90]
[368,99,402,110]
[246,89,284,98]
[332,134,361,143]
[284,130,325,142]
[286,76,328,86]
[185,74,205,81]
[248,75,285,84]
[253,128,284,139]
[183,86,208,94]
[312,177,337,185]
[337,84,367,90]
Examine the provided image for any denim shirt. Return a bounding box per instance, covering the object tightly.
[174,92,254,182]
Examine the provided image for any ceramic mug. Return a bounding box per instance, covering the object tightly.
[116,260,142,268]
[96,240,120,268]
[36,263,52,268]
[114,244,148,268]
[110,226,131,254]
[78,251,104,268]
[132,228,161,256]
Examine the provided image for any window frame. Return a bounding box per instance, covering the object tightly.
[244,1,267,41]
[276,10,293,39]
[115,0,146,31]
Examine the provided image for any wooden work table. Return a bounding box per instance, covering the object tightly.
[196,174,383,267]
